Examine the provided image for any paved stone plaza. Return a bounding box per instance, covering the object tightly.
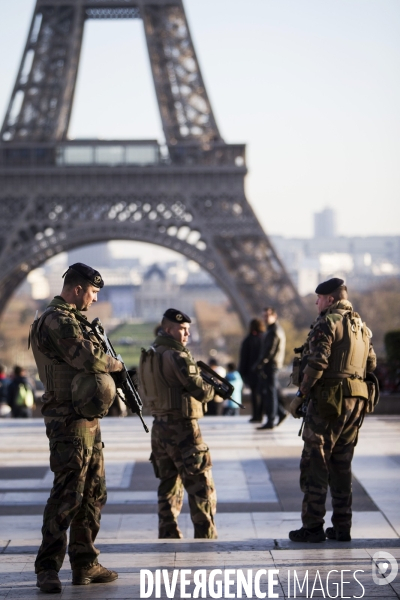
[0,415,399,598]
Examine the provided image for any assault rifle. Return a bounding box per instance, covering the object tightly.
[292,345,309,434]
[91,318,149,433]
[197,360,244,409]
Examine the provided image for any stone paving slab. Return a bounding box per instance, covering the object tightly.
[0,416,399,598]
[1,546,400,599]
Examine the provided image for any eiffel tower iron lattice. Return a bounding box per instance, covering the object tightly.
[0,0,304,325]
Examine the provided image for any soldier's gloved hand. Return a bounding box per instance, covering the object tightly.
[289,391,305,419]
[112,369,127,388]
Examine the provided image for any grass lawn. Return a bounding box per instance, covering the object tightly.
[109,322,158,368]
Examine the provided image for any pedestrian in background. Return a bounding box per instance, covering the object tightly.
[238,319,265,422]
[0,364,9,402]
[7,365,35,418]
[0,364,11,418]
[223,363,243,416]
[256,307,287,430]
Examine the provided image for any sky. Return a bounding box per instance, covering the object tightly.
[0,0,399,241]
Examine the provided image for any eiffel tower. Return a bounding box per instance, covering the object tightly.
[0,0,303,325]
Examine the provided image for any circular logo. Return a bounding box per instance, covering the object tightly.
[372,551,398,585]
[176,313,183,321]
[93,275,101,285]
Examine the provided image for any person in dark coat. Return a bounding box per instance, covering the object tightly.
[238,319,265,422]
[255,308,287,430]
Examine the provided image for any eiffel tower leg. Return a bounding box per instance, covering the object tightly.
[1,3,85,142]
[142,1,220,146]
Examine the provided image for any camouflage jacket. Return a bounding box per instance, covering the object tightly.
[31,296,122,436]
[140,332,214,418]
[300,299,377,395]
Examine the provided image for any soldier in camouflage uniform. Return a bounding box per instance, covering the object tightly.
[30,263,125,593]
[289,278,376,543]
[139,308,217,539]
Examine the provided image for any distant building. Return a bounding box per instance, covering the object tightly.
[271,234,400,295]
[314,207,337,239]
[25,251,228,321]
[23,227,400,312]
[135,263,226,320]
[135,264,180,320]
[97,268,141,318]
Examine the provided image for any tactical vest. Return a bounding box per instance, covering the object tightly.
[320,309,371,400]
[324,310,371,380]
[139,345,205,419]
[30,312,77,401]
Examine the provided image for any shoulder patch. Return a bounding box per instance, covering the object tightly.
[188,364,197,374]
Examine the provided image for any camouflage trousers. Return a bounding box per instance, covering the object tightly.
[300,396,365,531]
[150,416,217,539]
[35,421,106,573]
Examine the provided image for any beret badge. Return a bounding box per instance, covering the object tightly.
[163,308,191,323]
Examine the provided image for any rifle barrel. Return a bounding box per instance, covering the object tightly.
[91,318,149,432]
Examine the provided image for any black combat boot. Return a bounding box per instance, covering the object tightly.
[277,412,288,426]
[36,570,62,593]
[257,422,274,430]
[289,526,326,543]
[325,526,351,541]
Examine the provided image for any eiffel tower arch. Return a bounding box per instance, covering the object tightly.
[0,0,304,326]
